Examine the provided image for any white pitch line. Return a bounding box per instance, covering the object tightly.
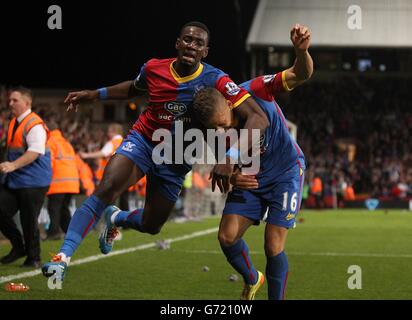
[172,249,412,259]
[0,227,218,284]
[297,252,412,259]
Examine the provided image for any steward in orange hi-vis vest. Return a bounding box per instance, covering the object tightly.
[47,129,80,195]
[6,112,51,188]
[1,88,52,265]
[75,154,95,196]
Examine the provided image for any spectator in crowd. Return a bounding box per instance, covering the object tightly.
[75,154,95,196]
[309,173,323,209]
[344,181,356,201]
[78,123,130,210]
[301,181,309,209]
[79,124,123,183]
[336,173,347,208]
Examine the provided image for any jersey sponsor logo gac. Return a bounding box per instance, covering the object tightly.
[158,113,174,121]
[164,102,187,117]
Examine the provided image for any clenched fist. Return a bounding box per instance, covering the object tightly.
[290,24,311,52]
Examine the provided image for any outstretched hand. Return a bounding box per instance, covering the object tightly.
[64,90,98,112]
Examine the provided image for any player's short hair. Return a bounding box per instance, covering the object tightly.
[193,87,224,126]
[180,21,210,43]
[11,86,33,102]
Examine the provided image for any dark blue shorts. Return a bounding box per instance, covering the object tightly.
[115,131,190,202]
[223,158,305,229]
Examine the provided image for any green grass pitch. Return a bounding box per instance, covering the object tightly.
[1,209,411,300]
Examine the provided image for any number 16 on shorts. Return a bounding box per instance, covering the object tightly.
[282,192,298,212]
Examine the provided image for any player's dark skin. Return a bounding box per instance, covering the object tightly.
[64,26,268,234]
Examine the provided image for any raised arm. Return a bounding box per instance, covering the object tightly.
[283,24,313,90]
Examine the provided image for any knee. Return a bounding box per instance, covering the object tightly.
[218,231,239,247]
[143,227,161,236]
[95,176,118,202]
[264,242,284,257]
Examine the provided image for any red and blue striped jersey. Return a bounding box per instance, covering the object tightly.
[240,73,305,185]
[132,58,250,142]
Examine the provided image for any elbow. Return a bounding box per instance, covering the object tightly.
[31,153,40,161]
[305,68,314,80]
[30,151,41,161]
[296,69,313,82]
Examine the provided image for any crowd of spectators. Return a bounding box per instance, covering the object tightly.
[278,75,412,199]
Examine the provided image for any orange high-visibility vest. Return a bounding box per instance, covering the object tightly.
[344,186,355,200]
[311,177,322,194]
[75,154,95,196]
[47,130,80,195]
[6,112,52,189]
[95,136,123,182]
[193,171,206,189]
[7,112,50,149]
[128,182,137,192]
